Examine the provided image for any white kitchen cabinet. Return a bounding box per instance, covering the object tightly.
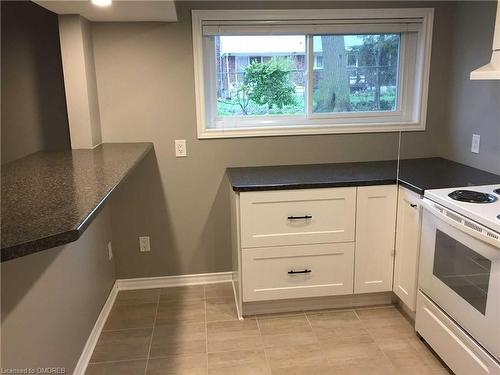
[393,186,422,311]
[239,187,356,248]
[354,185,398,294]
[232,184,399,316]
[242,242,354,302]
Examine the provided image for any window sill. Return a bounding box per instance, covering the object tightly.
[198,122,425,139]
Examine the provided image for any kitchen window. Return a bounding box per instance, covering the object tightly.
[192,9,434,138]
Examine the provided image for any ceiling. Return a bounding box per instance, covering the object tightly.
[34,0,177,22]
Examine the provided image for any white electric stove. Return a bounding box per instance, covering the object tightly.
[416,184,500,374]
[424,184,500,234]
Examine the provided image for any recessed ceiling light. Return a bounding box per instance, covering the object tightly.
[91,0,112,7]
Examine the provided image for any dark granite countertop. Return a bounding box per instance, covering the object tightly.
[398,158,500,194]
[227,157,500,195]
[227,160,398,192]
[1,143,153,262]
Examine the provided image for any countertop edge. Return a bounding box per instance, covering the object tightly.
[396,179,425,196]
[1,230,81,262]
[231,178,398,192]
[76,143,153,234]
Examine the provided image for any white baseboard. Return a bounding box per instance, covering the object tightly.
[73,271,234,375]
[231,280,243,320]
[73,282,118,375]
[116,271,233,290]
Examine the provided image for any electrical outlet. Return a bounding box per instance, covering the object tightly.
[139,236,151,252]
[471,134,480,154]
[175,140,187,157]
[107,241,113,260]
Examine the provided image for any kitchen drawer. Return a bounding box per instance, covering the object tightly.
[242,242,354,302]
[239,187,356,248]
[416,291,500,375]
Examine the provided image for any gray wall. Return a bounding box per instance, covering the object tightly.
[1,1,71,164]
[440,1,499,174]
[400,1,455,159]
[1,206,115,371]
[401,1,500,173]
[91,1,454,278]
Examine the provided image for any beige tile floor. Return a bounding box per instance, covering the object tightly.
[85,283,452,375]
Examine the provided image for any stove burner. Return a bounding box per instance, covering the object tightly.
[448,190,498,203]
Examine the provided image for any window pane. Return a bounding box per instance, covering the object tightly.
[312,34,400,113]
[215,35,306,118]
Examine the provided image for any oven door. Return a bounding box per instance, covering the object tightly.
[419,199,500,362]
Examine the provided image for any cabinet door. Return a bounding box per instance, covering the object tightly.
[355,185,397,294]
[393,186,422,311]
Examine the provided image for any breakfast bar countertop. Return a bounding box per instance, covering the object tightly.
[1,142,153,262]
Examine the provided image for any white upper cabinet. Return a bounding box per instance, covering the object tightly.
[354,185,398,294]
[239,187,356,248]
[393,186,422,311]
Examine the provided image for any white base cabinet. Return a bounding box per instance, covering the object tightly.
[393,186,423,311]
[232,184,401,313]
[355,185,398,294]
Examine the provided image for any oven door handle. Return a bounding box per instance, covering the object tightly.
[421,198,500,249]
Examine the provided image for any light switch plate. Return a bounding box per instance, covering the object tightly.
[471,134,480,154]
[175,140,187,157]
[139,236,151,252]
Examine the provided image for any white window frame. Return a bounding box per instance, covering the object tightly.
[192,8,434,139]
[313,55,324,70]
[313,55,323,70]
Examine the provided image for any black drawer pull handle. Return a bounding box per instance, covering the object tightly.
[410,204,418,208]
[287,215,312,220]
[288,269,312,274]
